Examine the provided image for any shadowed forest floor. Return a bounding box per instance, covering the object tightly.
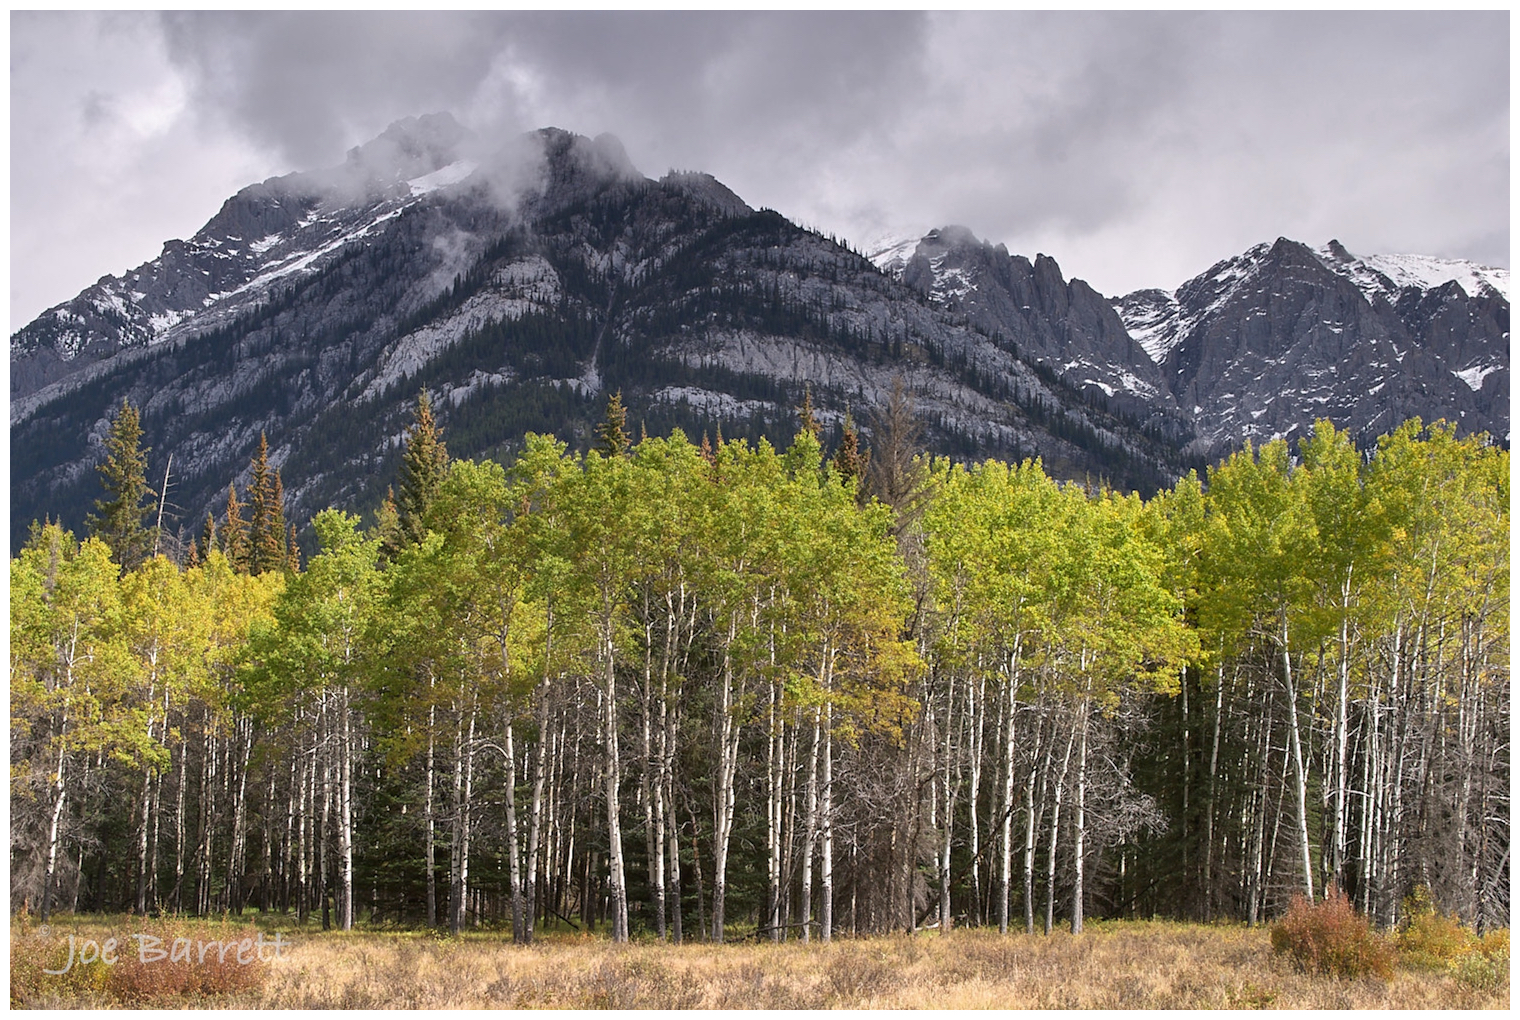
[10,915,1509,1009]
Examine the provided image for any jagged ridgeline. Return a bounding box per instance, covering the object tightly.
[11,116,1506,555]
[11,120,1192,553]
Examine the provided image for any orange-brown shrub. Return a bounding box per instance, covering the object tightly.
[1270,888,1394,980]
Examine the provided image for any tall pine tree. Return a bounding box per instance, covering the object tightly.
[394,390,450,550]
[597,390,630,458]
[86,399,154,571]
[223,484,249,571]
[246,433,288,575]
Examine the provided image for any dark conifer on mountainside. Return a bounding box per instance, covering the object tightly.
[797,387,821,439]
[245,433,289,575]
[222,483,249,571]
[395,390,450,549]
[833,410,868,489]
[597,390,630,457]
[85,399,154,571]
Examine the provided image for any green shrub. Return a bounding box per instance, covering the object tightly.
[1396,887,1509,991]
[1270,888,1394,980]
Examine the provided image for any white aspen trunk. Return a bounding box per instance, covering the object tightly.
[821,699,834,943]
[766,679,783,941]
[1332,568,1353,891]
[1202,660,1225,920]
[40,739,69,922]
[939,670,957,935]
[525,674,551,942]
[318,710,333,929]
[449,701,465,935]
[998,646,1020,934]
[801,703,822,941]
[663,673,684,944]
[426,685,437,927]
[230,717,253,914]
[711,614,742,942]
[968,673,986,926]
[297,727,310,922]
[459,701,477,931]
[135,653,160,914]
[602,627,629,942]
[1045,719,1077,936]
[640,607,664,939]
[1245,675,1271,926]
[505,719,525,942]
[1023,720,1042,935]
[176,738,191,912]
[1071,696,1090,935]
[1281,616,1316,900]
[339,688,354,930]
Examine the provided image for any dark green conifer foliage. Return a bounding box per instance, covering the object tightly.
[86,399,154,571]
[833,410,868,490]
[246,433,287,575]
[597,390,630,457]
[797,387,821,439]
[376,486,404,560]
[223,484,249,571]
[393,390,450,552]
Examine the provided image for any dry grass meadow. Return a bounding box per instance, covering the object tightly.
[10,913,1509,1010]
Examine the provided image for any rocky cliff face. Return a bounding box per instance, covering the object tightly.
[12,120,1183,551]
[11,117,1507,553]
[1112,238,1508,456]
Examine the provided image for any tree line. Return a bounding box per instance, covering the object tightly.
[10,387,1508,941]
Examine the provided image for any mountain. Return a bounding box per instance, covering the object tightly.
[11,116,1507,553]
[12,116,1187,552]
[1112,238,1508,455]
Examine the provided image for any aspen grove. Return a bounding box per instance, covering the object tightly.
[10,395,1508,940]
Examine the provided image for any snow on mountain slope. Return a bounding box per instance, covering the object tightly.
[1316,239,1508,302]
[863,234,920,279]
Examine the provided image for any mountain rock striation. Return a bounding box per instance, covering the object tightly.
[11,115,1508,551]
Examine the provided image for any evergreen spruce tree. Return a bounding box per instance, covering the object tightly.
[832,410,868,489]
[287,523,302,573]
[597,390,630,457]
[797,387,821,438]
[223,484,249,572]
[86,399,154,571]
[246,434,288,575]
[376,486,404,560]
[395,390,450,548]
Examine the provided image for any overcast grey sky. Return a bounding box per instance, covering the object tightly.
[10,10,1510,333]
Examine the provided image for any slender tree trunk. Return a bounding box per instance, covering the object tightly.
[711,615,742,942]
[426,696,437,928]
[998,649,1019,934]
[1071,695,1090,935]
[801,703,822,941]
[1045,717,1077,935]
[821,700,834,942]
[602,624,629,942]
[1281,618,1315,900]
[338,689,354,930]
